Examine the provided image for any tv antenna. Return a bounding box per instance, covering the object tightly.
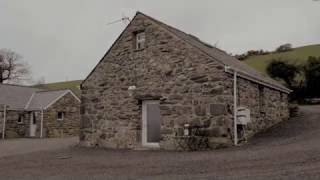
[107,14,131,26]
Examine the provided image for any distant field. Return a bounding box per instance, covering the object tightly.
[34,80,82,97]
[244,44,320,74]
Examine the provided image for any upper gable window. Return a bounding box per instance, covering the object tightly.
[136,32,145,50]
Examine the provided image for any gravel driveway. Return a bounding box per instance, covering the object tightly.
[0,106,319,180]
[0,137,78,158]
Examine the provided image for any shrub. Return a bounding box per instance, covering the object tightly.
[289,104,299,117]
[266,59,300,88]
[276,43,292,53]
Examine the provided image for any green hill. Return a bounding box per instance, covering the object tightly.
[244,44,320,74]
[34,80,82,97]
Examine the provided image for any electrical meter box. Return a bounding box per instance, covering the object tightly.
[237,107,251,125]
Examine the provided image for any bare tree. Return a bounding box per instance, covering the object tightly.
[0,49,30,84]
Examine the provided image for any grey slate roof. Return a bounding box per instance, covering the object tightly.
[0,84,72,110]
[27,90,70,110]
[0,84,40,110]
[137,12,291,93]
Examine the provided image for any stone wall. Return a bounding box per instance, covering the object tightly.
[237,78,289,140]
[1,111,34,138]
[80,13,235,149]
[80,13,289,150]
[44,93,80,138]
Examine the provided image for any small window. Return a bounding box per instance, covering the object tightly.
[18,114,24,124]
[57,112,65,121]
[136,32,145,50]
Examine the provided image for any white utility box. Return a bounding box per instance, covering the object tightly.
[237,107,251,125]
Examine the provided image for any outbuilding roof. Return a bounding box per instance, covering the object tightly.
[0,84,80,110]
[0,84,40,110]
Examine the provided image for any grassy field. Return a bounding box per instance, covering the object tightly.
[244,44,320,74]
[34,80,82,97]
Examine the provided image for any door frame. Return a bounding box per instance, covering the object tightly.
[142,100,160,148]
[29,112,37,137]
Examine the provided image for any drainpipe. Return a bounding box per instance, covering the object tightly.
[2,105,7,139]
[225,66,238,145]
[40,109,44,138]
[233,71,238,146]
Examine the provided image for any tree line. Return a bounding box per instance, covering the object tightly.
[266,56,320,102]
[235,43,293,61]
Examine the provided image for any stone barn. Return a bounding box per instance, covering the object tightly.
[80,12,290,150]
[0,84,80,138]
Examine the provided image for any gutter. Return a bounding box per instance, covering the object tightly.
[224,67,291,94]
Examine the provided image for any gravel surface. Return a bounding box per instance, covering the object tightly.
[0,105,319,180]
[0,137,78,158]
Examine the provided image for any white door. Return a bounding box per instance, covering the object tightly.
[142,101,161,148]
[30,112,37,137]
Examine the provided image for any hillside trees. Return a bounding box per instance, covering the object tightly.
[266,56,320,101]
[234,49,270,61]
[303,56,320,98]
[234,43,293,61]
[266,60,300,88]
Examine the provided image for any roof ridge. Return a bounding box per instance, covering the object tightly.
[137,12,227,53]
[37,79,83,86]
[35,89,70,93]
[24,92,36,110]
[136,12,229,65]
[187,33,228,54]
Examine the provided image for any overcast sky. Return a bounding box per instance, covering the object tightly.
[0,0,319,83]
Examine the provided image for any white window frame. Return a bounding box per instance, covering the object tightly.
[57,112,65,121]
[136,32,146,50]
